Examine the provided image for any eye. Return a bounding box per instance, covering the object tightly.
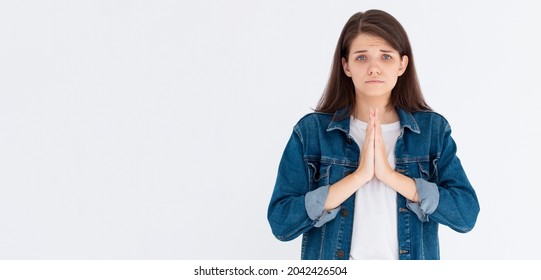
[382,54,392,60]
[355,55,367,61]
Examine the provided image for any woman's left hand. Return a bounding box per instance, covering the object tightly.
[373,109,395,183]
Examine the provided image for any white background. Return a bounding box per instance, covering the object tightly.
[0,0,539,259]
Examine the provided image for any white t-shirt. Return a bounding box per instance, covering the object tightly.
[348,117,401,260]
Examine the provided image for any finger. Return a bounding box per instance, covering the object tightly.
[369,120,376,150]
[369,109,376,132]
[365,115,372,136]
[377,120,383,139]
[374,120,381,150]
[364,123,374,152]
[368,107,373,128]
[375,120,383,144]
[375,120,387,156]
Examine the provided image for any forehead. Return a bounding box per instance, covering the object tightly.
[350,33,396,51]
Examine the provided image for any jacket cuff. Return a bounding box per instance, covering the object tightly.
[305,185,340,227]
[406,178,440,222]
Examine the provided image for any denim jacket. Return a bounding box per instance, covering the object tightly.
[267,107,480,260]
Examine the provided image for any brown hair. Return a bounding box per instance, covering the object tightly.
[315,10,430,118]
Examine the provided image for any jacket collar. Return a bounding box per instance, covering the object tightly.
[326,108,351,135]
[396,107,421,134]
[327,107,421,135]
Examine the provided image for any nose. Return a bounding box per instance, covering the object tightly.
[368,62,381,75]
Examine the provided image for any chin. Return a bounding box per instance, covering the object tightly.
[356,90,390,98]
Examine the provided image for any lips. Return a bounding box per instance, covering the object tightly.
[365,80,384,84]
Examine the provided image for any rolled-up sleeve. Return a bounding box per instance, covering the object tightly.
[406,178,440,222]
[425,123,479,233]
[268,124,341,241]
[305,185,340,227]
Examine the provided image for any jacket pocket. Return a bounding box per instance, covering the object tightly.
[307,162,331,190]
[396,156,439,182]
[417,158,439,182]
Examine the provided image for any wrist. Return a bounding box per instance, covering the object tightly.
[350,171,371,187]
[378,168,398,186]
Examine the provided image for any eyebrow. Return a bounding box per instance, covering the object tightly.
[353,49,395,54]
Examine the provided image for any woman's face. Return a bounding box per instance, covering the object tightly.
[342,33,408,99]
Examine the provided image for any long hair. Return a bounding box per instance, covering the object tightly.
[315,10,430,119]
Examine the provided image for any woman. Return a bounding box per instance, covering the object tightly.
[267,10,480,260]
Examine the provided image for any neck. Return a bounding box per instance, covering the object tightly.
[353,96,399,124]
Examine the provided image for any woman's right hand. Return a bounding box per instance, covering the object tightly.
[353,107,376,184]
[323,108,376,210]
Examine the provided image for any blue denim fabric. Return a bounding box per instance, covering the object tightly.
[267,108,480,260]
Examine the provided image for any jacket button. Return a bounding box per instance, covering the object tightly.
[399,249,409,255]
[340,209,349,217]
[399,207,409,212]
[336,249,345,258]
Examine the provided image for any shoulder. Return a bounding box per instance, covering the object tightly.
[410,110,449,123]
[290,111,336,142]
[294,112,335,130]
[411,110,451,132]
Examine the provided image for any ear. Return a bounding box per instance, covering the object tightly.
[341,57,352,77]
[398,55,409,76]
